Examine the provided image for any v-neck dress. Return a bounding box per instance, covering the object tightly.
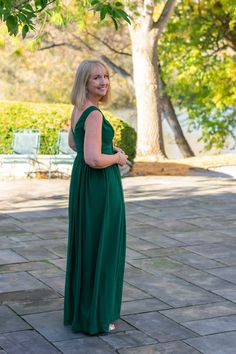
[63,106,126,335]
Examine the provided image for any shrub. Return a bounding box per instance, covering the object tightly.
[0,101,136,162]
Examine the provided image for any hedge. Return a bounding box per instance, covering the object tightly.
[0,101,137,162]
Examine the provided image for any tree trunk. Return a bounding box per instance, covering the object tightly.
[101,53,194,158]
[129,26,167,161]
[160,76,195,157]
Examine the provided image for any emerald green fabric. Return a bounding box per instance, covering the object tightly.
[64,106,126,335]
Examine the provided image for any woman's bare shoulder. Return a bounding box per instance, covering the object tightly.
[85,109,103,128]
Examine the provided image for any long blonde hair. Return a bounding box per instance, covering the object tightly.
[70,59,111,108]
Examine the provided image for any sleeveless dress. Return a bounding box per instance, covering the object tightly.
[63,106,126,335]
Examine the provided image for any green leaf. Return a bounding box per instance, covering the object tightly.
[111,17,118,30]
[22,24,29,38]
[17,13,28,23]
[22,4,34,12]
[35,0,44,10]
[90,0,100,5]
[100,6,107,21]
[6,15,18,36]
[115,2,124,6]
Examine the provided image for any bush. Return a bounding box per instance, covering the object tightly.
[0,101,136,162]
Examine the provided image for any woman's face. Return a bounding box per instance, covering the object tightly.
[86,65,109,100]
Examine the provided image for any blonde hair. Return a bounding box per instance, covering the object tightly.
[70,59,111,108]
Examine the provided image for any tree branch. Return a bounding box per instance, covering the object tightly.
[14,0,56,13]
[224,34,236,52]
[154,0,177,38]
[85,31,131,56]
[201,45,228,58]
[39,36,133,86]
[70,34,133,84]
[100,55,132,80]
[143,0,155,30]
[71,33,94,51]
[34,0,56,13]
[14,0,30,10]
[39,42,65,50]
[39,40,82,51]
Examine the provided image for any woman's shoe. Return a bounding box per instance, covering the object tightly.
[109,323,115,331]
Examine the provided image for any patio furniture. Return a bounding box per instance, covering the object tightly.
[49,129,76,178]
[2,129,40,178]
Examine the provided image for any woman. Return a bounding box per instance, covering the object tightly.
[64,59,128,335]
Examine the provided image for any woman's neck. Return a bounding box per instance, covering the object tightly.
[86,97,100,107]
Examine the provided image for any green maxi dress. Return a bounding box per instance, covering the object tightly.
[64,106,126,335]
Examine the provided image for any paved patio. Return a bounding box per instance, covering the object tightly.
[1,173,236,354]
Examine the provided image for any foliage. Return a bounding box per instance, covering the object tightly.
[0,100,136,161]
[87,0,130,29]
[160,0,236,150]
[0,14,134,107]
[0,0,130,37]
[0,0,54,37]
[104,110,137,161]
[0,26,78,103]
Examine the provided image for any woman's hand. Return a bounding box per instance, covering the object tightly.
[116,151,128,166]
[113,146,125,154]
[114,146,132,167]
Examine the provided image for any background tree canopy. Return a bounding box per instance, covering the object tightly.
[0,0,235,154]
[159,0,236,150]
[0,0,133,107]
[0,0,130,37]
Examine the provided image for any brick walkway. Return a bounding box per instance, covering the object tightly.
[1,174,236,354]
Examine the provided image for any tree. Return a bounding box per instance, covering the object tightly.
[126,0,177,160]
[159,0,236,150]
[0,0,130,37]
[159,69,194,157]
[2,0,194,160]
[37,1,194,159]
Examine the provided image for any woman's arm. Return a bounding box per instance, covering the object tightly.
[68,107,77,152]
[68,129,77,152]
[84,110,128,169]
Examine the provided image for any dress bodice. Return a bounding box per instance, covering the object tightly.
[72,106,114,157]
